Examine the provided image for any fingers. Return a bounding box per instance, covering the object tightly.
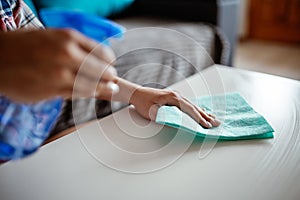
[56,29,117,81]
[76,33,117,82]
[77,52,117,82]
[69,28,116,64]
[56,29,118,97]
[95,81,120,98]
[179,99,214,129]
[159,91,220,129]
[191,102,221,127]
[89,44,116,65]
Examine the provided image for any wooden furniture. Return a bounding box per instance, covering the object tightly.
[250,0,300,42]
[1,65,300,200]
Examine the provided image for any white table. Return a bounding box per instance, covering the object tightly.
[1,65,300,200]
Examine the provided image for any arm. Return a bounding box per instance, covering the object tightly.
[0,29,219,128]
[0,28,118,103]
[97,77,220,128]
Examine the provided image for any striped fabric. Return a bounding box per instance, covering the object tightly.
[0,0,43,30]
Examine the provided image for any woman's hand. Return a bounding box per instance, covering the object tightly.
[129,87,220,128]
[101,77,220,129]
[0,28,118,103]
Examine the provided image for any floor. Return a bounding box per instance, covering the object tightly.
[234,40,300,81]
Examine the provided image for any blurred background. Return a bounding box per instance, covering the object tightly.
[236,0,300,80]
[27,0,300,80]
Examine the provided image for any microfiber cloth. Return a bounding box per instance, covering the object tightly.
[156,93,274,140]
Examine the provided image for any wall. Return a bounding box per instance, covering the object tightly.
[238,0,249,38]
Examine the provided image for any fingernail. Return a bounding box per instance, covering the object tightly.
[214,119,222,126]
[210,118,221,127]
[107,67,118,76]
[108,82,119,93]
[206,121,213,128]
[93,91,100,97]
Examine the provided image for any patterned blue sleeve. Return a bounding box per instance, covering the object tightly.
[0,96,63,160]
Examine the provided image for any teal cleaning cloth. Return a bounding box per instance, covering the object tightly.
[156,93,274,140]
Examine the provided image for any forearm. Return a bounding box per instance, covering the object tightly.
[98,77,140,104]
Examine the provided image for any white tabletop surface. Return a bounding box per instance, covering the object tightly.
[1,65,300,200]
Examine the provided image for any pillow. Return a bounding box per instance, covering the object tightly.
[34,0,134,17]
